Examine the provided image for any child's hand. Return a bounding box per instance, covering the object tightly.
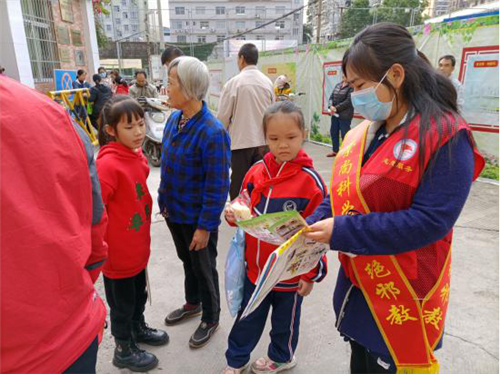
[297,279,314,297]
[224,204,236,224]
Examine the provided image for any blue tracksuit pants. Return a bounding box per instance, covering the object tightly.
[225,277,303,369]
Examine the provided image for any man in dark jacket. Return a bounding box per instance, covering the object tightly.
[89,74,113,130]
[327,75,354,157]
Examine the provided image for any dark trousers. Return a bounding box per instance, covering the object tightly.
[63,336,98,374]
[103,270,147,340]
[166,220,220,323]
[330,116,352,153]
[350,340,396,374]
[230,146,269,200]
[226,277,303,368]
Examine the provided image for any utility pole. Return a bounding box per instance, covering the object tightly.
[316,0,323,43]
[157,0,165,50]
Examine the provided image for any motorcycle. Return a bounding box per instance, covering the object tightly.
[137,97,172,167]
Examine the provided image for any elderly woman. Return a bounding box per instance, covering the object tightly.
[158,56,231,349]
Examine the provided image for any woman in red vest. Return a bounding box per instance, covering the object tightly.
[304,23,484,373]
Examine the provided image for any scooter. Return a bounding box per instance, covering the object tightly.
[137,97,172,167]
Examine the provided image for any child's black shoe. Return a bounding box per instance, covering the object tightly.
[132,321,169,346]
[113,338,158,372]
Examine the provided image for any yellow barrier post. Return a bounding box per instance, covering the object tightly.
[47,88,98,145]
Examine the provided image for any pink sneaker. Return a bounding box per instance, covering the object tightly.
[251,356,297,373]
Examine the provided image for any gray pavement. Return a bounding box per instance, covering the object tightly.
[96,142,499,374]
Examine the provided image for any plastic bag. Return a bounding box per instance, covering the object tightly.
[225,228,246,317]
[228,189,255,221]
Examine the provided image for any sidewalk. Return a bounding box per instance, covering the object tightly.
[96,142,499,374]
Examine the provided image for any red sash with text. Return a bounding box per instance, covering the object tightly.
[330,117,484,373]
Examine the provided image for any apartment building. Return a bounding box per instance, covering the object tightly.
[168,0,304,45]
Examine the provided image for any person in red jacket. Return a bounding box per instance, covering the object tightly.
[223,101,328,374]
[96,95,168,372]
[0,75,107,373]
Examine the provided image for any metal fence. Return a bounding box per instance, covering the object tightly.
[21,0,60,83]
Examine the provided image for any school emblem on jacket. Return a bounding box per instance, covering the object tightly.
[393,139,417,161]
[283,200,297,211]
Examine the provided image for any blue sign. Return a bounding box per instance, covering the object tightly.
[54,69,77,91]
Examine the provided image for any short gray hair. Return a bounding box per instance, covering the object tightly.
[168,56,209,101]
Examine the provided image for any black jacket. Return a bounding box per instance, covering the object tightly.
[328,82,354,120]
[89,84,112,117]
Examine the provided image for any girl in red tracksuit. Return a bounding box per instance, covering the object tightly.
[223,101,328,374]
[96,95,168,373]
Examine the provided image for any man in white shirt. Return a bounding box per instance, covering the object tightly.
[217,43,275,200]
[438,55,464,110]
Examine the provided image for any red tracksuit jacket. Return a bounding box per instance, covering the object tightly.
[241,149,328,291]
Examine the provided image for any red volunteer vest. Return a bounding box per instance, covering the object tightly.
[330,116,484,373]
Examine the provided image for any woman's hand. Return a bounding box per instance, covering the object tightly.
[303,218,334,244]
[297,279,314,297]
[224,204,236,224]
[189,229,210,251]
[330,105,337,114]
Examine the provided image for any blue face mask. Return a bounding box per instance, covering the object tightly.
[100,72,107,78]
[351,70,394,121]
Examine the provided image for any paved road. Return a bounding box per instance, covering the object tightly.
[96,142,499,374]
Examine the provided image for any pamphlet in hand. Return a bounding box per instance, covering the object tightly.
[232,209,328,319]
[239,228,329,319]
[235,210,308,245]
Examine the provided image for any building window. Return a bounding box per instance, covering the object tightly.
[131,11,137,19]
[21,0,60,83]
[256,20,264,28]
[124,24,129,31]
[198,36,206,43]
[275,35,284,40]
[217,35,225,42]
[236,6,245,15]
[292,28,298,35]
[256,6,266,17]
[275,6,286,15]
[178,35,187,43]
[236,21,245,29]
[294,12,300,21]
[114,5,120,12]
[256,35,265,40]
[200,21,209,29]
[121,0,127,5]
[116,18,121,25]
[106,24,112,31]
[117,30,122,37]
[275,20,285,29]
[132,24,138,32]
[196,6,205,15]
[216,20,226,29]
[173,21,182,30]
[105,13,110,19]
[123,12,128,18]
[216,6,225,15]
[175,7,185,15]
[236,36,246,40]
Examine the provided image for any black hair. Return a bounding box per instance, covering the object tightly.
[135,70,147,78]
[77,69,86,77]
[161,46,184,66]
[439,55,456,67]
[92,74,102,84]
[238,43,259,65]
[98,66,106,73]
[342,22,462,173]
[98,95,144,146]
[262,101,305,136]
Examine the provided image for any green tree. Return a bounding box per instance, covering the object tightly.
[92,0,111,48]
[375,0,426,27]
[338,0,373,39]
[303,24,314,44]
[129,213,144,232]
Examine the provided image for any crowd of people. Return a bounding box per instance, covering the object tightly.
[1,22,484,374]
